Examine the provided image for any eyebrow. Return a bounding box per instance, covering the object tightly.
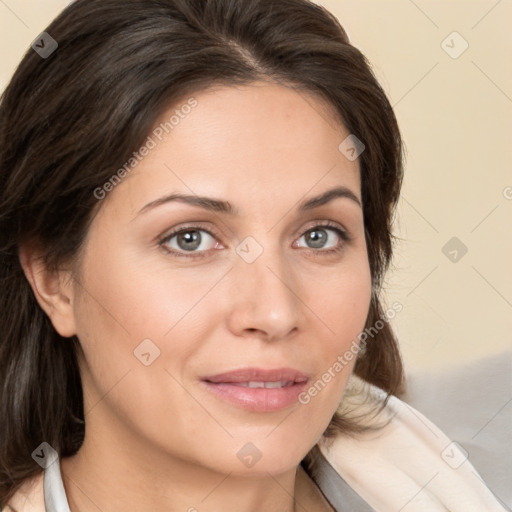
[136,185,361,218]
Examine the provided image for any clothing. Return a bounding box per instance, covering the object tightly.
[4,376,510,512]
[307,376,510,511]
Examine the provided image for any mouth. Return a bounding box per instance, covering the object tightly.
[224,380,300,388]
[200,367,310,412]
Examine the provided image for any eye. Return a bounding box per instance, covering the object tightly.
[159,224,221,257]
[158,221,351,259]
[294,223,350,255]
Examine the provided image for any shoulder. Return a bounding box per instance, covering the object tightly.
[317,375,510,512]
[2,471,45,512]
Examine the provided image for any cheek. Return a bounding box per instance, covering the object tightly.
[74,227,205,348]
[71,249,207,455]
[303,254,372,398]
[71,230,226,423]
[70,231,192,409]
[312,251,372,344]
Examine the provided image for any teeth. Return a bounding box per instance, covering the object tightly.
[247,381,265,388]
[263,381,285,389]
[238,380,290,388]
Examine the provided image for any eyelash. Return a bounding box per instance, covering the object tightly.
[158,221,352,259]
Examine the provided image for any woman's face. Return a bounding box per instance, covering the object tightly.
[70,81,372,475]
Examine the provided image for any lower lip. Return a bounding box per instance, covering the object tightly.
[201,381,309,412]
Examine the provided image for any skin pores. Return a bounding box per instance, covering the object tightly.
[61,81,372,511]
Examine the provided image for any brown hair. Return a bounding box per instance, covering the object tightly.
[0,0,404,504]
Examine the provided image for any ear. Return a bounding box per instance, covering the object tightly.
[18,242,78,338]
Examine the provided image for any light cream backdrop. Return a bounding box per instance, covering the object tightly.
[1,1,511,374]
[317,0,512,373]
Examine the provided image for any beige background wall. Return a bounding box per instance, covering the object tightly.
[1,0,511,374]
[317,0,512,373]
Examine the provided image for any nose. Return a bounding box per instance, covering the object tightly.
[225,242,302,343]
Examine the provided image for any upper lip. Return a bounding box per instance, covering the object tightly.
[202,367,309,384]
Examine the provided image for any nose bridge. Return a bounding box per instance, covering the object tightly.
[227,231,301,338]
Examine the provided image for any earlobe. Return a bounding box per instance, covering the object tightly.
[18,243,78,338]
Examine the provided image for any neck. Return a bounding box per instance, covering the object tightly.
[60,422,313,512]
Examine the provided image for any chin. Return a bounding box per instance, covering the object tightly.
[208,436,312,477]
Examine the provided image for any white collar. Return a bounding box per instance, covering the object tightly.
[44,457,70,512]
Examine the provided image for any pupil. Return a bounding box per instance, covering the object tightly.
[178,231,201,251]
[308,229,326,248]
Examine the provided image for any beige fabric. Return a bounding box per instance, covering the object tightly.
[318,375,509,511]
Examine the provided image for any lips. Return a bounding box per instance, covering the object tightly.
[201,367,310,412]
[202,367,309,384]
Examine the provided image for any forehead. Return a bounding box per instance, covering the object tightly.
[101,82,361,219]
[169,81,350,163]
